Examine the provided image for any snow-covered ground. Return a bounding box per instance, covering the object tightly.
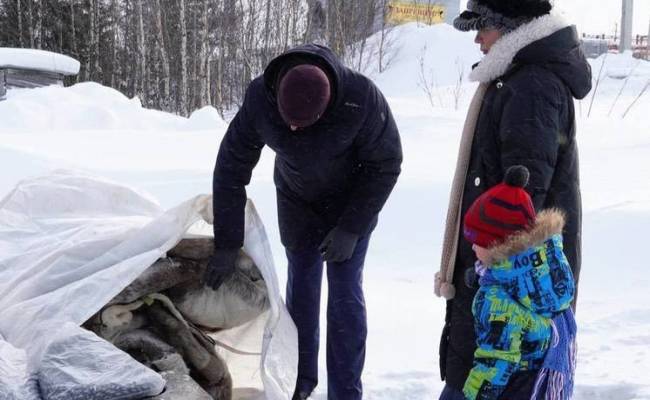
[1,22,649,399]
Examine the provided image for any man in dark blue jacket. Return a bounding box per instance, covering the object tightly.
[206,44,402,400]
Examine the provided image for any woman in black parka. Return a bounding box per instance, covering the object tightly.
[435,1,592,398]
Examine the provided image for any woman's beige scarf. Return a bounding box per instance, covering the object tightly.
[434,83,488,300]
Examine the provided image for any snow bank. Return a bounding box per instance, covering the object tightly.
[593,51,650,80]
[0,82,228,132]
[0,48,80,76]
[188,106,229,131]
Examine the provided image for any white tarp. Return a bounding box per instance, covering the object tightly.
[0,170,298,399]
[0,48,80,76]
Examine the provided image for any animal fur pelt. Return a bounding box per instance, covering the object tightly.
[168,238,215,261]
[83,239,270,400]
[168,250,269,331]
[146,301,233,400]
[108,257,204,306]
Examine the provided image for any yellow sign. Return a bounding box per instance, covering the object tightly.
[387,2,446,25]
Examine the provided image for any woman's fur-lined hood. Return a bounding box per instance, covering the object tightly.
[470,12,592,99]
[470,13,570,83]
[484,208,566,266]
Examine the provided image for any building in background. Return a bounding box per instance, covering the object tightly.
[0,48,80,100]
[581,37,611,58]
[580,32,649,60]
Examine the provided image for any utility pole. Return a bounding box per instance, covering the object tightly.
[620,0,634,52]
[647,17,650,60]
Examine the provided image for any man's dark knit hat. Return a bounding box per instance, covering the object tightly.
[463,165,536,248]
[277,64,331,128]
[454,0,552,32]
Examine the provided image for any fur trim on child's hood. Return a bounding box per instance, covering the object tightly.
[483,208,565,266]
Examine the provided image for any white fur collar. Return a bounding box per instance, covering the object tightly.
[470,13,570,83]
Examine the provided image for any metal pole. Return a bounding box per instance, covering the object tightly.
[620,0,634,52]
[647,17,650,60]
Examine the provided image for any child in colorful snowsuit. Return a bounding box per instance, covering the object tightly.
[462,165,576,400]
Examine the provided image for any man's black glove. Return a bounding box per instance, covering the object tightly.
[318,227,360,263]
[204,248,239,291]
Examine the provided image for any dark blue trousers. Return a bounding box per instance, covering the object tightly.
[285,236,370,400]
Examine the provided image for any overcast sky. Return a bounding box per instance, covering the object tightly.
[554,0,650,36]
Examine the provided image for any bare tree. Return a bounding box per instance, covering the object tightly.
[153,0,171,110]
[305,0,326,43]
[588,52,608,118]
[189,1,199,104]
[34,0,42,48]
[417,44,441,109]
[608,60,640,117]
[69,0,77,57]
[135,0,147,102]
[378,0,396,73]
[110,0,119,88]
[93,0,100,78]
[452,58,465,111]
[622,78,650,119]
[196,0,210,108]
[123,0,133,95]
[17,0,24,47]
[85,0,95,81]
[353,0,378,71]
[27,0,34,47]
[262,0,272,61]
[179,0,189,116]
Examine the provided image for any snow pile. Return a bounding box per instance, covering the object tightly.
[0,48,80,76]
[0,82,236,208]
[0,82,228,132]
[597,52,650,80]
[187,105,229,131]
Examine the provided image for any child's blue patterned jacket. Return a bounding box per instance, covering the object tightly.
[463,209,575,400]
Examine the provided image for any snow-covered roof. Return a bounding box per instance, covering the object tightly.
[0,48,80,76]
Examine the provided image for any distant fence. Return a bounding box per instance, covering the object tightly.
[581,33,649,61]
[632,34,649,60]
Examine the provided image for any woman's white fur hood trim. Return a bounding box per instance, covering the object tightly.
[470,13,571,83]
